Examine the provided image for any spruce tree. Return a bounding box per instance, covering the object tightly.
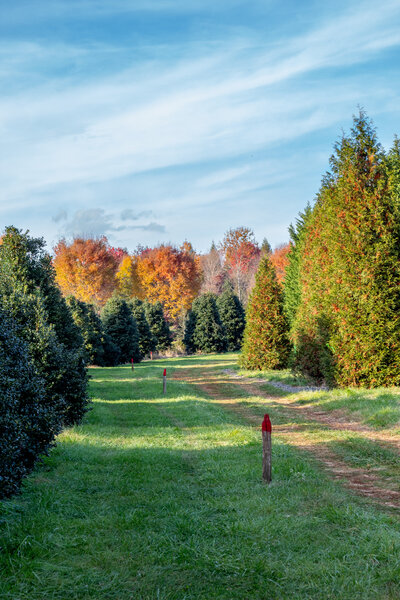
[66,297,106,366]
[240,255,289,370]
[129,298,156,358]
[183,309,196,354]
[143,301,172,352]
[101,296,141,363]
[191,293,227,353]
[216,288,245,351]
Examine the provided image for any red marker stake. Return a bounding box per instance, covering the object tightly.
[131,358,134,371]
[262,414,272,483]
[163,368,167,395]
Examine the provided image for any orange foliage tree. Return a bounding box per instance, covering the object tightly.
[115,255,144,300]
[53,237,119,308]
[136,243,201,321]
[270,243,291,285]
[220,227,260,303]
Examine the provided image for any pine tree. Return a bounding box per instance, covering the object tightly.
[216,288,245,351]
[129,298,156,358]
[240,255,289,370]
[143,301,172,352]
[191,293,227,353]
[101,296,141,363]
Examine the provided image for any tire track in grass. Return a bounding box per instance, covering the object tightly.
[173,367,400,511]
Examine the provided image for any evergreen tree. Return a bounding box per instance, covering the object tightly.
[283,204,312,331]
[66,297,106,366]
[129,298,156,358]
[240,255,289,370]
[191,293,227,353]
[0,308,49,498]
[0,227,88,426]
[143,301,172,352]
[293,111,400,386]
[216,288,245,351]
[101,296,141,363]
[183,309,196,354]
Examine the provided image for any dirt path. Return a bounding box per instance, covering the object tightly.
[174,366,400,511]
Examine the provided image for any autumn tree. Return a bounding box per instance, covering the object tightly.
[270,243,291,285]
[220,227,260,303]
[199,242,225,294]
[137,243,201,321]
[116,255,145,299]
[53,236,119,308]
[240,255,290,370]
[292,112,400,387]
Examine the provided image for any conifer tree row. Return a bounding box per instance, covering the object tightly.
[288,111,400,386]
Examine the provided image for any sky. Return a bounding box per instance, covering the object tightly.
[1,0,400,254]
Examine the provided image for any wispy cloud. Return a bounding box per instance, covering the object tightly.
[1,0,400,250]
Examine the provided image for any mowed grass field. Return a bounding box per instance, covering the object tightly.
[1,355,400,599]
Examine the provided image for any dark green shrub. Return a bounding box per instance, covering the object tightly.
[0,309,51,498]
[240,255,289,370]
[102,295,140,363]
[66,296,107,366]
[183,309,196,354]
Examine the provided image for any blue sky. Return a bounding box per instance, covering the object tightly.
[1,0,400,253]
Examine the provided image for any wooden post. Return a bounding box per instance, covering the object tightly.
[262,414,272,483]
[150,351,153,360]
[163,368,167,395]
[131,358,134,371]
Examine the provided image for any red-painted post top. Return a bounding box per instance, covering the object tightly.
[131,358,134,364]
[163,368,167,376]
[262,414,272,432]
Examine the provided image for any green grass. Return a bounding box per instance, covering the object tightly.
[1,356,400,599]
[237,361,400,430]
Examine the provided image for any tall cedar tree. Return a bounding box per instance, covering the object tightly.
[190,293,227,353]
[216,287,245,351]
[0,227,88,426]
[0,308,48,498]
[240,255,289,370]
[283,205,312,332]
[143,301,172,352]
[101,296,141,363]
[293,111,400,386]
[129,298,156,358]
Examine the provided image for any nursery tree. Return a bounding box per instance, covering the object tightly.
[144,301,172,352]
[129,298,156,358]
[216,286,245,351]
[191,293,227,353]
[293,111,400,386]
[240,255,289,370]
[101,295,140,363]
[0,227,88,426]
